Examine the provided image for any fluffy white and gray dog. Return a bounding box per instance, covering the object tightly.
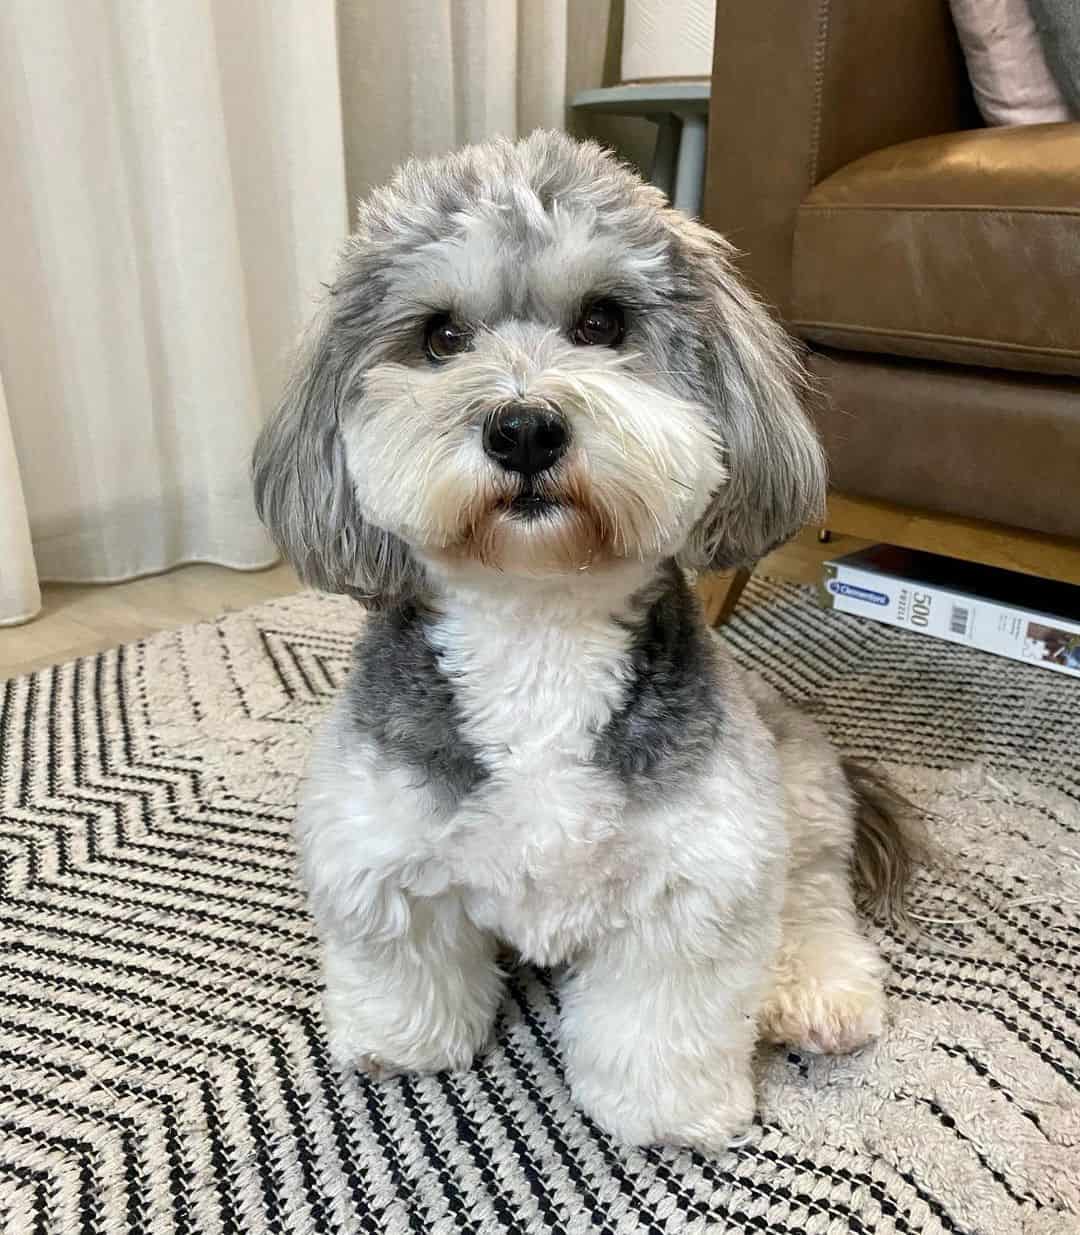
[253,131,912,1154]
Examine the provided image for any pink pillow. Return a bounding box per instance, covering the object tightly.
[949,0,1069,125]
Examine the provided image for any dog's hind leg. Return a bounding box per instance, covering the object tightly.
[758,841,887,1055]
[744,676,894,1054]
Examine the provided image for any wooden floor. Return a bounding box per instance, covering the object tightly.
[1,563,301,680]
[0,532,868,681]
[759,528,870,587]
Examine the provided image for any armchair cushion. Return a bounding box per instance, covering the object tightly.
[813,348,1080,539]
[790,123,1080,376]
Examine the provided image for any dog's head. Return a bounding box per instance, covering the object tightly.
[253,132,825,605]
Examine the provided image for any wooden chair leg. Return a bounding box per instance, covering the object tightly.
[696,567,753,626]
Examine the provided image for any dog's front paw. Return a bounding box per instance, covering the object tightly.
[349,1053,404,1082]
[324,999,488,1079]
[320,923,503,1078]
[572,1066,756,1156]
[326,1024,481,1078]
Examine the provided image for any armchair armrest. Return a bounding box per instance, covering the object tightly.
[703,0,977,317]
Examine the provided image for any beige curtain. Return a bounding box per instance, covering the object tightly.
[338,1,569,206]
[336,1,655,206]
[0,0,648,627]
[0,374,38,626]
[0,0,347,625]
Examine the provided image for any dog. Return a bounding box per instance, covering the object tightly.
[252,131,913,1154]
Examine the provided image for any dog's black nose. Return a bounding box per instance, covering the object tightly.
[483,405,569,476]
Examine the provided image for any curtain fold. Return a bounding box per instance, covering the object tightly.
[0,0,347,623]
[337,0,572,208]
[0,373,40,627]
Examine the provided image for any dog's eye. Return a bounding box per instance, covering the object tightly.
[572,300,625,347]
[425,315,472,360]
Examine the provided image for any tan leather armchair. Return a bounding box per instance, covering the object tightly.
[702,0,1080,595]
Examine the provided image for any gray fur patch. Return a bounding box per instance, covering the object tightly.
[592,561,724,798]
[346,604,488,804]
[251,308,425,607]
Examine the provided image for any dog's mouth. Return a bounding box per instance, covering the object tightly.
[436,463,621,575]
[498,481,563,521]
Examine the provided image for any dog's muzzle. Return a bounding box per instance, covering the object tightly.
[483,404,569,477]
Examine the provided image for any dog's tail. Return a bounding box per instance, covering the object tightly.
[843,759,927,925]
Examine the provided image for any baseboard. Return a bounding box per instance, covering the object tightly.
[826,493,1080,586]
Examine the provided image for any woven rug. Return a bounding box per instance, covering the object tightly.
[1,577,1078,1235]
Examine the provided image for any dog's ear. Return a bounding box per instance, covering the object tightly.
[252,292,422,607]
[675,224,827,572]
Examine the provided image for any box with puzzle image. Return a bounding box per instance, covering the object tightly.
[821,544,1080,680]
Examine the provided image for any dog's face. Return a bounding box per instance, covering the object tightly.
[254,132,825,604]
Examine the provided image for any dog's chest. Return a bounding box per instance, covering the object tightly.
[429,602,632,767]
[427,601,661,957]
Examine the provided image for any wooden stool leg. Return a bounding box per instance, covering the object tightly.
[672,112,707,216]
[696,567,752,626]
[650,115,679,198]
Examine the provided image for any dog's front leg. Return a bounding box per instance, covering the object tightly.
[560,891,775,1153]
[320,891,503,1078]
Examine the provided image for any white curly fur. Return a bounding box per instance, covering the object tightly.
[295,564,886,1153]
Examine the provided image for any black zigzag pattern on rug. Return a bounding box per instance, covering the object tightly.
[1,579,1077,1233]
